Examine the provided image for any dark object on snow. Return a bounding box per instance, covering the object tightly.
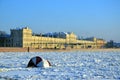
[27,56,51,68]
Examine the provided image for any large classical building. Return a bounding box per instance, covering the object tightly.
[0,27,106,49]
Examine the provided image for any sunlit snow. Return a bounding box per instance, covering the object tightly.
[0,50,120,80]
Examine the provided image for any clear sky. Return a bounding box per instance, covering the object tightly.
[0,0,120,42]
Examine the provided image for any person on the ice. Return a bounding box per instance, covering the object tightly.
[27,56,51,68]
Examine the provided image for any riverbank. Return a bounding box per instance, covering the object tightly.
[0,47,120,52]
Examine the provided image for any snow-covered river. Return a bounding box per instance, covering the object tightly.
[0,50,120,80]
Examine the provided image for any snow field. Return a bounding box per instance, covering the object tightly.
[0,51,120,80]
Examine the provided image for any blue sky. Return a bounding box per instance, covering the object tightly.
[0,0,120,42]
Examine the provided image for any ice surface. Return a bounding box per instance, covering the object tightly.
[0,50,120,80]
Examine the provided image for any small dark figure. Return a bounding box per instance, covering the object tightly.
[27,47,30,52]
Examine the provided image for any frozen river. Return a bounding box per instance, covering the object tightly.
[0,50,120,80]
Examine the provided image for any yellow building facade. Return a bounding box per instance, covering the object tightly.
[1,27,106,49]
